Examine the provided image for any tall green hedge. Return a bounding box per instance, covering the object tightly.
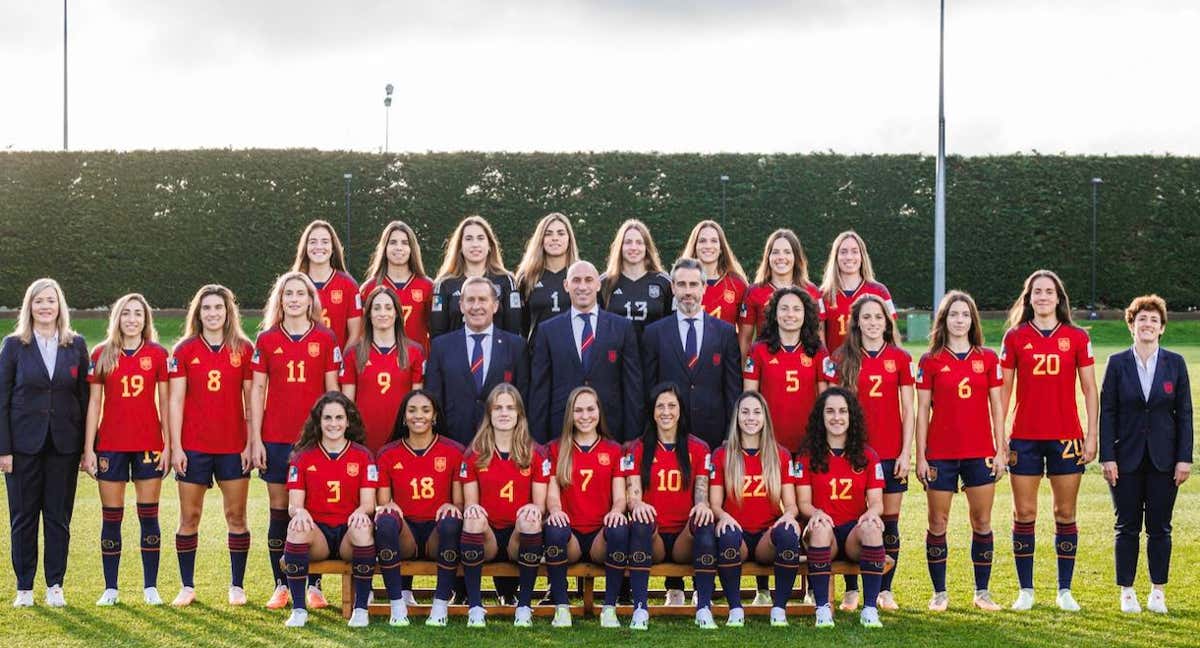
[1,150,1196,310]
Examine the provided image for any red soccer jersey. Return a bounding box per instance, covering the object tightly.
[743,341,836,452]
[376,435,465,522]
[1001,323,1095,441]
[287,442,379,526]
[456,448,552,529]
[738,281,825,339]
[622,437,711,534]
[312,270,364,347]
[836,345,915,460]
[916,347,1003,460]
[703,274,749,326]
[796,448,885,527]
[823,281,898,352]
[339,343,425,453]
[169,337,253,454]
[547,439,626,534]
[359,275,434,353]
[252,325,342,445]
[710,444,796,533]
[89,342,170,452]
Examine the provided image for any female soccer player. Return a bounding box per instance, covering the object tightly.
[706,390,802,628]
[430,215,523,338]
[359,220,434,352]
[81,293,170,606]
[456,384,549,628]
[679,220,748,327]
[374,389,465,627]
[280,392,378,628]
[624,383,715,630]
[543,387,628,629]
[743,288,835,453]
[292,220,363,347]
[1000,270,1098,612]
[831,294,914,611]
[515,212,579,345]
[340,287,425,453]
[738,228,824,357]
[600,219,674,337]
[251,271,342,610]
[167,284,255,607]
[796,387,888,629]
[915,290,1006,612]
[819,231,897,352]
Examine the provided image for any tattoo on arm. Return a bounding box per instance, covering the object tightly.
[694,476,709,505]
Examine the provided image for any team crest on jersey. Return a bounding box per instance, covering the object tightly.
[138,356,153,371]
[1164,381,1174,394]
[608,350,618,363]
[884,359,897,373]
[1058,338,1071,352]
[801,355,813,367]
[411,288,424,302]
[724,289,736,304]
[972,360,985,374]
[598,453,611,466]
[331,290,344,305]
[435,457,448,472]
[712,353,721,366]
[230,352,242,367]
[648,285,661,299]
[308,342,321,358]
[346,462,360,477]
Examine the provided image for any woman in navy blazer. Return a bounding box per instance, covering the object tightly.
[1100,294,1192,615]
[0,278,90,608]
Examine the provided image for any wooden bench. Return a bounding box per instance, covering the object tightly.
[311,558,891,619]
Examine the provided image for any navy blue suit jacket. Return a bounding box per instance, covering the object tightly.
[424,327,529,446]
[0,334,90,456]
[641,313,741,449]
[529,310,643,444]
[1100,347,1193,472]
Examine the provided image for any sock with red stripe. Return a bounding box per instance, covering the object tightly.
[1055,521,1078,590]
[374,513,404,600]
[807,545,833,608]
[101,506,124,590]
[228,532,250,588]
[460,531,486,608]
[971,531,994,591]
[859,544,887,607]
[628,521,655,610]
[771,524,801,608]
[517,532,543,608]
[136,502,160,589]
[716,528,744,609]
[691,523,717,610]
[1012,519,1036,589]
[176,533,198,588]
[351,544,376,609]
[434,516,462,601]
[283,542,310,610]
[603,524,630,607]
[925,531,947,592]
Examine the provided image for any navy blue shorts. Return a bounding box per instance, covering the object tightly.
[96,451,164,482]
[260,442,293,484]
[492,526,516,561]
[318,522,349,560]
[832,520,858,561]
[925,458,996,492]
[176,450,248,486]
[879,458,909,494]
[743,529,767,558]
[407,519,437,559]
[661,530,681,559]
[574,528,602,559]
[1008,438,1087,476]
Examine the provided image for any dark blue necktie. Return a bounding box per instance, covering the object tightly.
[470,333,486,390]
[579,313,594,371]
[685,317,698,370]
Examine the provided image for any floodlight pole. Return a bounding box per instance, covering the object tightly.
[1090,177,1103,320]
[720,175,729,227]
[933,0,947,310]
[344,173,353,257]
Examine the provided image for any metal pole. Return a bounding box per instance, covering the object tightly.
[63,0,68,150]
[933,0,946,310]
[344,173,353,257]
[720,175,729,226]
[385,108,390,153]
[1090,177,1103,319]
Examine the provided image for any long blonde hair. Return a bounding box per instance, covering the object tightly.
[364,220,428,285]
[261,271,322,331]
[723,391,784,507]
[601,219,665,301]
[819,230,879,303]
[92,293,159,380]
[929,290,985,353]
[555,386,611,488]
[515,212,579,296]
[180,284,252,353]
[752,229,810,286]
[680,220,746,283]
[435,215,508,280]
[471,384,535,470]
[13,278,76,345]
[291,220,349,275]
[351,286,411,372]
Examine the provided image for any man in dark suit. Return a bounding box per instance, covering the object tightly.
[530,261,643,444]
[425,276,529,447]
[642,257,741,450]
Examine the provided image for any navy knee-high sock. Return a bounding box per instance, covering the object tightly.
[844,574,859,594]
[351,543,376,610]
[692,523,717,610]
[971,531,994,591]
[756,575,770,592]
[283,542,310,610]
[860,544,886,608]
[926,531,948,593]
[136,503,160,589]
[1055,521,1078,590]
[460,531,486,608]
[268,508,289,587]
[881,514,901,592]
[771,525,801,608]
[1012,519,1035,589]
[544,525,572,605]
[603,524,630,607]
[374,513,404,600]
[176,533,198,588]
[228,532,250,588]
[716,528,744,609]
[628,521,654,610]
[807,545,833,608]
[101,506,124,590]
[434,517,462,601]
[517,532,543,608]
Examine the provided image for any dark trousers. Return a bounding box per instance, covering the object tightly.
[1110,458,1178,587]
[4,449,81,590]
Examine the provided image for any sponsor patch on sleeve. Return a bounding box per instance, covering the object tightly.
[367,464,379,482]
[620,454,635,472]
[287,465,299,483]
[875,463,884,480]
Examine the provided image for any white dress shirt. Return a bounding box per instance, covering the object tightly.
[34,331,59,376]
[570,306,599,360]
[464,324,495,378]
[676,310,704,355]
[1132,345,1159,401]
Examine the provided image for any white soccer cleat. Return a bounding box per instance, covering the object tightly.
[12,590,34,608]
[227,586,247,606]
[974,590,1001,611]
[876,590,899,611]
[840,589,860,611]
[144,587,163,606]
[284,608,308,627]
[1120,587,1141,613]
[389,599,410,626]
[928,591,949,612]
[348,607,370,628]
[751,589,772,605]
[96,589,120,606]
[860,606,883,628]
[1011,588,1035,611]
[664,589,686,606]
[172,587,196,607]
[46,585,66,608]
[551,604,573,627]
[425,598,450,626]
[1146,589,1167,614]
[725,607,745,628]
[769,606,788,627]
[1056,589,1081,612]
[400,589,418,605]
[514,605,533,628]
[694,607,717,630]
[467,605,487,628]
[814,604,835,628]
[629,607,649,630]
[599,605,620,628]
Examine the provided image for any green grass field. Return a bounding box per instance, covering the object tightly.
[0,318,1196,646]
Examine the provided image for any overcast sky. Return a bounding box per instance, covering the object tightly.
[2,1,1197,155]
